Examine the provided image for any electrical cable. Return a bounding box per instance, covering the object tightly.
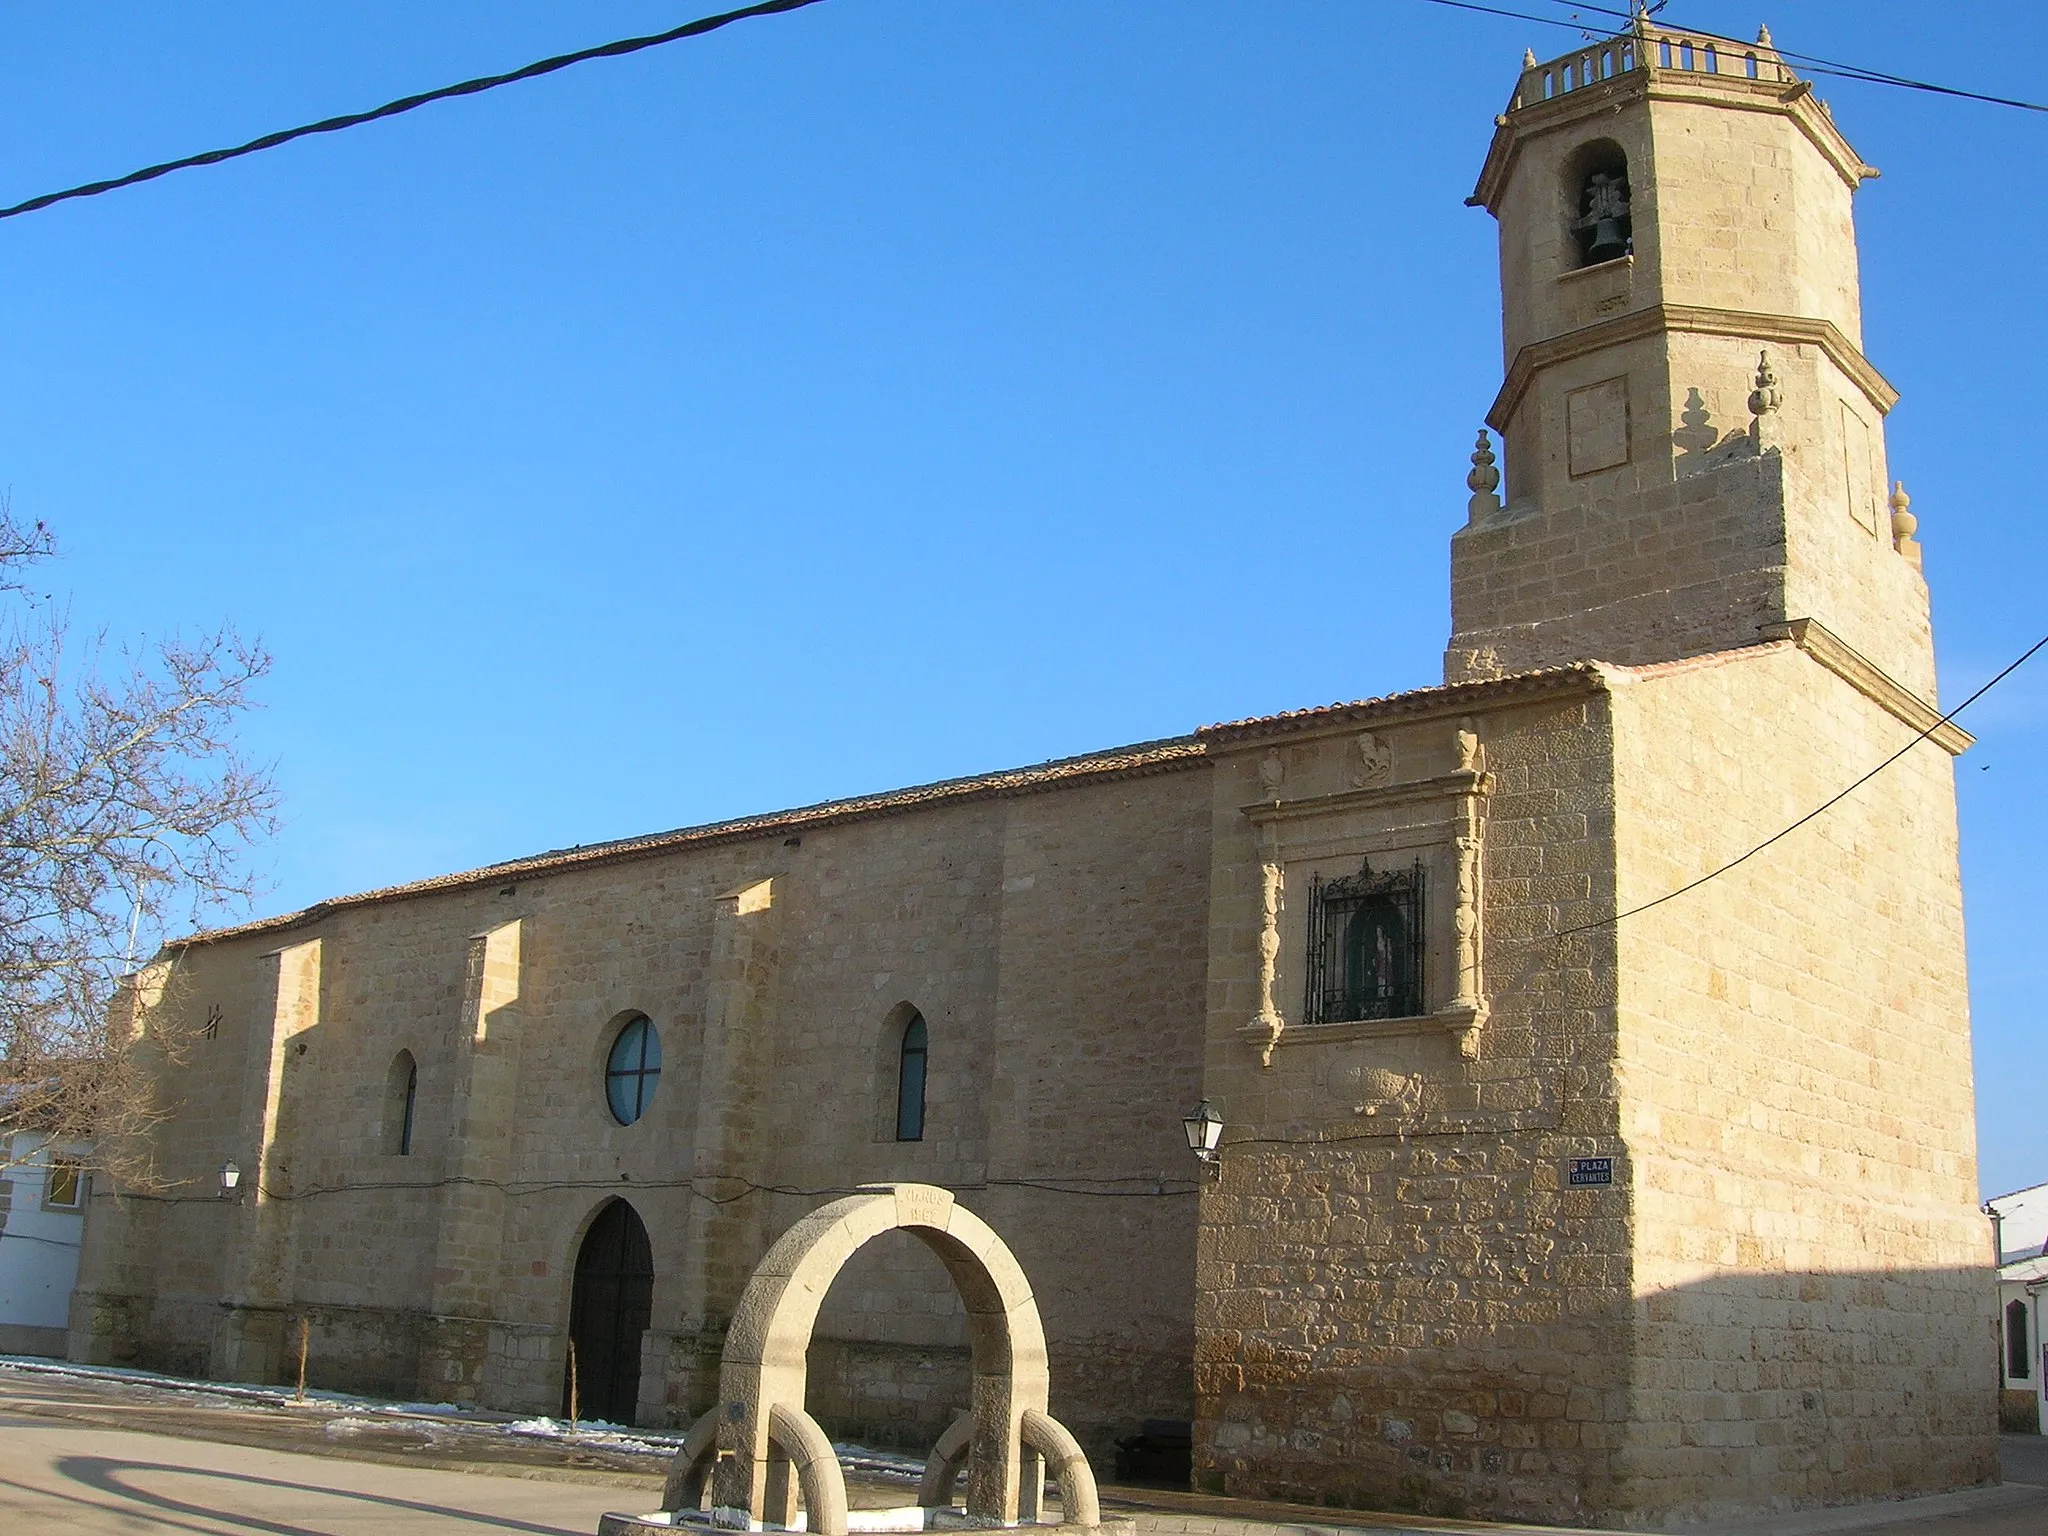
[55,625,2046,1195]
[1415,623,2048,1008]
[74,629,2045,1190]
[1517,0,2047,108]
[1418,0,2048,113]
[0,1228,82,1250]
[1546,629,2048,944]
[2,0,2035,230]
[0,3,2027,1199]
[0,0,829,224]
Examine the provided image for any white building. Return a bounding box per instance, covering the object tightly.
[0,1128,88,1357]
[1989,1182,2048,1432]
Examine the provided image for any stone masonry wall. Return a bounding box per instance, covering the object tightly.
[1458,57,1934,701]
[72,751,1210,1468]
[1195,679,1634,1524]
[1449,446,1789,684]
[1608,642,1996,1521]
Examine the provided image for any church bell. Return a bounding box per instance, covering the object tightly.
[1585,217,1628,264]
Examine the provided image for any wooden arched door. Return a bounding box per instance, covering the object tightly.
[565,1199,654,1425]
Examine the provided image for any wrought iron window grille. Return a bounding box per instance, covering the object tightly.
[1303,858,1425,1024]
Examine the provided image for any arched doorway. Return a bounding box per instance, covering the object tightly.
[565,1199,654,1425]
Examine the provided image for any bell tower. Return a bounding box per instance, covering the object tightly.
[1447,20,1934,698]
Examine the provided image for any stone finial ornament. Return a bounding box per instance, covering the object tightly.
[1757,23,1773,46]
[1748,350,1783,452]
[1890,481,1923,569]
[1522,47,1538,68]
[1454,716,1482,773]
[1466,430,1502,524]
[1747,351,1781,417]
[1888,481,1916,539]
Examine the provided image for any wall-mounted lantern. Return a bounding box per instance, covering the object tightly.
[1182,1100,1224,1169]
[218,1159,242,1200]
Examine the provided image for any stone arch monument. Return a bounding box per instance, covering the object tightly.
[643,1183,1102,1535]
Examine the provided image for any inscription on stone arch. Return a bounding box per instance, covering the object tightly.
[1566,375,1631,476]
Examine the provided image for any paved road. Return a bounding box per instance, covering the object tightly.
[0,1411,642,1536]
[2,1361,2044,1536]
[1845,1437,2048,1536]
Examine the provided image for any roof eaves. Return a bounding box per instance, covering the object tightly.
[177,734,1209,949]
[1197,662,1609,744]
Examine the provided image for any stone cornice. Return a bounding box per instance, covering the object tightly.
[1760,618,1974,756]
[177,735,1209,949]
[1471,65,1875,212]
[1485,303,1898,433]
[1242,770,1490,828]
[1265,1003,1488,1052]
[1200,664,1606,747]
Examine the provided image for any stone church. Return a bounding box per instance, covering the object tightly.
[70,22,1996,1527]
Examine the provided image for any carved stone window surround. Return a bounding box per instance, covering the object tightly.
[1270,1005,1485,1051]
[1239,766,1491,1066]
[1244,769,1489,826]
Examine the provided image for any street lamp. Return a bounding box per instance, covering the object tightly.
[218,1159,242,1200]
[1182,1100,1223,1168]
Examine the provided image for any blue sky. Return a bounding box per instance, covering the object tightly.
[0,2,2039,1194]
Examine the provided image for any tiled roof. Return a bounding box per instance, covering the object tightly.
[1197,661,1609,741]
[2002,1254,2048,1285]
[1198,640,1811,743]
[1599,640,1798,681]
[180,639,1808,949]
[181,734,1207,947]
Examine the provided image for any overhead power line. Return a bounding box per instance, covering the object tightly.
[73,626,2047,1194]
[2,0,2031,228]
[0,0,829,224]
[1421,620,2048,1010]
[1419,0,2048,113]
[1548,628,2048,944]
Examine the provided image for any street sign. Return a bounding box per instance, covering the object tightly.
[1568,1157,1613,1187]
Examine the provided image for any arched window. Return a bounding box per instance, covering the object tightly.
[2010,1298,2033,1381]
[605,1015,662,1127]
[1566,140,1632,267]
[384,1051,419,1156]
[895,1012,928,1143]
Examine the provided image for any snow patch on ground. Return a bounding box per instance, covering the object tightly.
[323,1414,458,1439]
[0,1353,925,1477]
[504,1416,680,1456]
[834,1446,925,1483]
[0,1353,472,1417]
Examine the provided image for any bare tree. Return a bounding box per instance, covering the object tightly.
[0,508,277,1178]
